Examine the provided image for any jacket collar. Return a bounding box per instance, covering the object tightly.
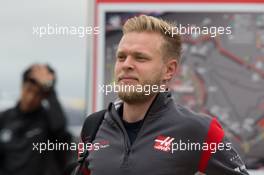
[147,91,174,115]
[108,91,174,121]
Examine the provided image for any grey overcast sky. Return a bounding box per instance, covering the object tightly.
[0,0,90,110]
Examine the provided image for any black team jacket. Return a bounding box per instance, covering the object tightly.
[0,90,72,175]
[80,92,249,175]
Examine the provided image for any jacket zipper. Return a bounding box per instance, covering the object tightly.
[108,109,131,167]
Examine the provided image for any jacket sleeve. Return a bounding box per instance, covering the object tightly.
[200,117,249,175]
[45,90,73,171]
[45,89,67,133]
[45,89,72,142]
[206,137,249,175]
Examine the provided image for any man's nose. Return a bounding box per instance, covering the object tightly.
[122,56,135,70]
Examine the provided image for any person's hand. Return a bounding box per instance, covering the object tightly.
[29,64,54,89]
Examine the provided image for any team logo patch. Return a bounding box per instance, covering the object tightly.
[154,135,175,152]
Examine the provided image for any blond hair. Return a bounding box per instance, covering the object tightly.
[123,15,181,62]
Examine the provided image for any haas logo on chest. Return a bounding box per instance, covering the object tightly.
[154,135,175,152]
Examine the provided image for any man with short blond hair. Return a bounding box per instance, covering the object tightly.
[80,15,248,175]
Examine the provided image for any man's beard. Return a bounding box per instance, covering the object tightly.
[116,73,163,104]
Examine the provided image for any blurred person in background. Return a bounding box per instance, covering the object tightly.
[0,64,72,175]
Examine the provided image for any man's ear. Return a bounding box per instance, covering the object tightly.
[163,59,178,82]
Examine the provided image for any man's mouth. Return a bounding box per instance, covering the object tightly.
[118,76,138,84]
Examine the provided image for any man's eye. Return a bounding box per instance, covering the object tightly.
[117,55,126,61]
[136,56,147,61]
